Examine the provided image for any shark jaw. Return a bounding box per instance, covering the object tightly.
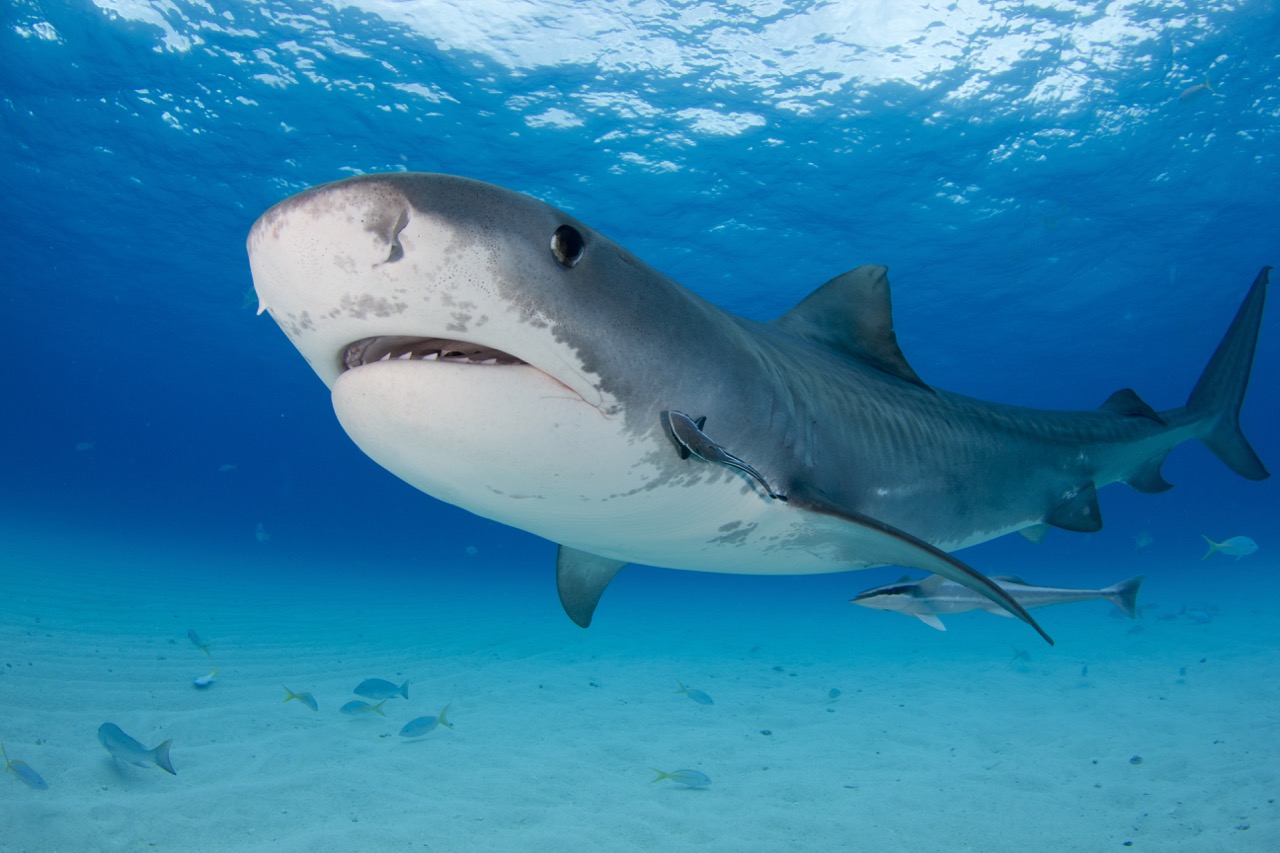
[246,173,797,574]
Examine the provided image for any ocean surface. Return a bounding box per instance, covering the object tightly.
[2,1,1278,851]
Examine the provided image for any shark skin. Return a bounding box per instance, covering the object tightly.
[247,173,1270,645]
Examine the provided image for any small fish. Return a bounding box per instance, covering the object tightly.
[2,742,48,790]
[399,705,453,738]
[674,679,714,705]
[1178,77,1215,101]
[282,686,318,711]
[851,573,1144,631]
[661,410,787,501]
[651,768,711,788]
[187,629,212,659]
[1201,535,1257,560]
[192,668,217,688]
[97,723,176,775]
[354,678,409,701]
[339,699,387,717]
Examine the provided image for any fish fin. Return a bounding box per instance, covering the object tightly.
[372,699,387,717]
[915,613,947,631]
[788,488,1053,644]
[399,680,410,700]
[650,769,671,783]
[282,686,295,703]
[1045,482,1102,532]
[1124,451,1174,494]
[556,545,627,628]
[153,740,176,776]
[989,609,1017,619]
[1099,388,1165,424]
[1186,267,1270,480]
[1018,524,1050,544]
[439,704,453,729]
[772,265,930,390]
[1103,576,1144,619]
[989,575,1029,585]
[1201,534,1219,559]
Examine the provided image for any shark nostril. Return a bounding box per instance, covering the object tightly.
[385,208,409,263]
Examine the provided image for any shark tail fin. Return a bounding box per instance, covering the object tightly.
[1103,576,1144,619]
[1185,267,1270,481]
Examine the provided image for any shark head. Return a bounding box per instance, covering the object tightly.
[247,173,776,565]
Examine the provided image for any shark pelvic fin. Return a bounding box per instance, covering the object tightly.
[1045,482,1102,532]
[556,546,627,628]
[772,265,930,390]
[916,613,947,631]
[1018,523,1050,544]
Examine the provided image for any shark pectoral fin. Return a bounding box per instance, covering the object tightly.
[915,613,947,631]
[792,491,1053,645]
[1045,483,1102,532]
[556,546,627,628]
[1018,523,1050,544]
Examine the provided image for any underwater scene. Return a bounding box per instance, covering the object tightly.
[2,1,1278,850]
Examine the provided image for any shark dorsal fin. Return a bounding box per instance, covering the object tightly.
[773,265,930,389]
[1100,388,1166,424]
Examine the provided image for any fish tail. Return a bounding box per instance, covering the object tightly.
[399,680,410,700]
[1104,576,1144,618]
[1,741,8,767]
[153,740,176,776]
[1185,267,1270,481]
[1204,76,1214,93]
[439,704,453,729]
[282,686,297,703]
[372,699,387,717]
[1201,534,1219,560]
[673,679,686,694]
[650,769,671,783]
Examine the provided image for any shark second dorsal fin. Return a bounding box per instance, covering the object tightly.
[773,265,929,389]
[1100,388,1166,424]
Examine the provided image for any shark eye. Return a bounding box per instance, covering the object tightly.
[550,225,585,268]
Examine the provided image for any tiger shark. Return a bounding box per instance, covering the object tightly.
[247,173,1270,645]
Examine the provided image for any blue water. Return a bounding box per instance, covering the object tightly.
[2,2,1278,850]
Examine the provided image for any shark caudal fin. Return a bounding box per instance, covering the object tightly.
[1185,267,1270,481]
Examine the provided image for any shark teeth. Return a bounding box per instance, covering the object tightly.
[342,336,526,371]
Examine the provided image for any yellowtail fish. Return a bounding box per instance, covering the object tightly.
[399,705,453,738]
[354,678,409,700]
[339,699,387,717]
[97,723,176,775]
[192,668,217,688]
[1201,534,1257,559]
[282,686,318,711]
[187,629,212,659]
[651,768,711,788]
[1179,77,1215,101]
[674,679,713,705]
[2,742,48,790]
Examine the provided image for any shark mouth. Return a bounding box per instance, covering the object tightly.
[342,336,528,371]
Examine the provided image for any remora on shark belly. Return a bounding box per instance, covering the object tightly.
[247,173,1270,645]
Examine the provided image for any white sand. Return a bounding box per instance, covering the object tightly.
[1,522,1277,852]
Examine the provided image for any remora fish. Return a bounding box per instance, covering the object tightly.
[247,173,1270,645]
[851,574,1144,631]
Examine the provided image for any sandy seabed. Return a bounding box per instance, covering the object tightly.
[1,523,1277,853]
